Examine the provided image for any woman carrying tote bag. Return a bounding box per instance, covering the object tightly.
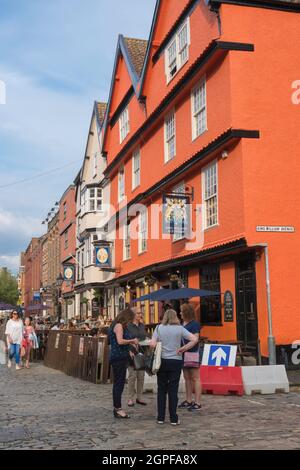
[149,309,198,426]
[178,303,202,412]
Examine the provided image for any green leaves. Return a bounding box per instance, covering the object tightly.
[0,268,19,306]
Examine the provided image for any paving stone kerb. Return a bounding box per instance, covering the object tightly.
[1,364,300,450]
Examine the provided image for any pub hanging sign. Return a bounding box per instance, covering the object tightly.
[162,193,190,236]
[95,245,111,268]
[63,264,75,282]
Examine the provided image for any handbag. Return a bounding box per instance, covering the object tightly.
[184,350,200,368]
[152,326,162,375]
[133,351,146,371]
[144,351,155,376]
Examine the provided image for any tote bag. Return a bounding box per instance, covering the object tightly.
[152,327,162,375]
[183,350,200,368]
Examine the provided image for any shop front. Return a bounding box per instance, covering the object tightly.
[108,239,270,362]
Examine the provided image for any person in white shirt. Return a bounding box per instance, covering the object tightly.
[5,311,24,370]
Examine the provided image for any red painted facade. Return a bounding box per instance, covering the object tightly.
[59,185,76,296]
[102,0,300,361]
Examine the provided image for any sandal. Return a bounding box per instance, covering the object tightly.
[178,400,192,409]
[127,400,135,407]
[113,409,130,419]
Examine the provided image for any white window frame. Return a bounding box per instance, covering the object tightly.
[191,79,207,140]
[165,18,190,83]
[138,209,148,254]
[93,152,98,177]
[172,181,186,242]
[118,167,125,202]
[132,148,141,190]
[64,230,68,249]
[202,160,218,230]
[89,187,102,212]
[119,107,130,143]
[164,110,176,163]
[123,223,131,261]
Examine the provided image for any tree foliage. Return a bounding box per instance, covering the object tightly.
[0,268,19,305]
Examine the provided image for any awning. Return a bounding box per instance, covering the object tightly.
[26,304,52,311]
[0,302,17,311]
[133,287,220,302]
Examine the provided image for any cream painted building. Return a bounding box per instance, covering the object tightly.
[74,102,115,320]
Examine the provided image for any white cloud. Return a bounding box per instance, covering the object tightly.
[0,255,20,273]
[0,208,42,238]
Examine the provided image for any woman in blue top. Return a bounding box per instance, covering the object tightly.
[178,303,202,412]
[109,308,138,419]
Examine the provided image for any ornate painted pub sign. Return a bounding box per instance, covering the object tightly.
[95,244,111,268]
[162,193,191,237]
[63,264,75,282]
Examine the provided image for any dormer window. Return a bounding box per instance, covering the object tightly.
[119,107,130,143]
[165,19,190,83]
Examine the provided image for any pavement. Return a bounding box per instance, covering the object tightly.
[1,363,300,450]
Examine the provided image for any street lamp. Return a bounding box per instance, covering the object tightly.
[56,273,64,323]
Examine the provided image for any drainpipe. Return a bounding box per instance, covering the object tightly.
[257,243,276,365]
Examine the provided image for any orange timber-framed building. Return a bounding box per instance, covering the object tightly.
[98,0,300,364]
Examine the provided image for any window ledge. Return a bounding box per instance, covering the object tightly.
[204,223,219,232]
[138,250,147,256]
[192,128,208,143]
[164,156,175,165]
[132,184,140,193]
[172,236,186,244]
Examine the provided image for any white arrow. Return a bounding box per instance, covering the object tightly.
[211,347,227,366]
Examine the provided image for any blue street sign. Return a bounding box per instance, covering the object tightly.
[202,344,237,367]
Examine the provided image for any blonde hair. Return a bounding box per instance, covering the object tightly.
[162,309,180,326]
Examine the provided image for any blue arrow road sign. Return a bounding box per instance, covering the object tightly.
[202,344,237,367]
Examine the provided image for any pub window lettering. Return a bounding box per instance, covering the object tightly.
[200,264,222,325]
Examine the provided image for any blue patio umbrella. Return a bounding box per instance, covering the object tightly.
[0,302,17,311]
[26,304,52,311]
[133,287,220,302]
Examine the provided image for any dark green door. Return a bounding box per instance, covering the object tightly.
[236,255,258,350]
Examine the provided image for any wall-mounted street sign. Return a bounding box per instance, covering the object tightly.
[224,290,234,322]
[256,226,295,233]
[63,264,75,282]
[162,193,190,236]
[202,343,237,367]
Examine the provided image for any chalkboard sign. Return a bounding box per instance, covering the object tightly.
[224,290,234,322]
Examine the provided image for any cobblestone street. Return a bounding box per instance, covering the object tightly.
[1,363,300,450]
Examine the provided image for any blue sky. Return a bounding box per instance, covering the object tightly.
[0,0,156,273]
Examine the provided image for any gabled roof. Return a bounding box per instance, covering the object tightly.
[74,101,107,190]
[206,0,300,11]
[102,34,148,147]
[123,37,148,78]
[95,102,107,127]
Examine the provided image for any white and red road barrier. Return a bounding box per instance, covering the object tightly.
[200,364,290,396]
